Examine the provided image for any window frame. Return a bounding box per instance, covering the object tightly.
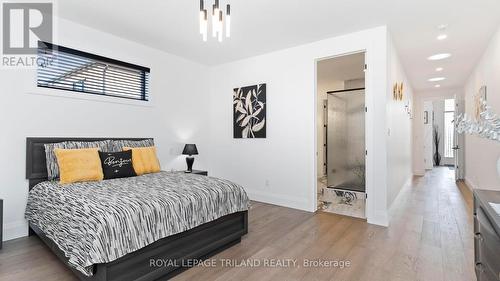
[37,41,151,102]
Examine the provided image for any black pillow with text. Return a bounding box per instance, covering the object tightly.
[99,150,136,179]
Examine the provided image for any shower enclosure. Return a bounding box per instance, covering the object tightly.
[326,88,365,193]
[316,52,366,218]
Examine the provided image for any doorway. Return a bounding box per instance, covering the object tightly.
[421,96,464,180]
[316,52,366,219]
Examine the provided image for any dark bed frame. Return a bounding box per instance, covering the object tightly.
[26,137,248,281]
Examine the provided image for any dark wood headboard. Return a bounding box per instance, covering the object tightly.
[26,137,152,189]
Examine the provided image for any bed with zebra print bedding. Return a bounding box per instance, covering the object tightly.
[25,171,249,276]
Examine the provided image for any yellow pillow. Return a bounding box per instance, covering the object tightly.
[54,148,104,184]
[123,146,161,176]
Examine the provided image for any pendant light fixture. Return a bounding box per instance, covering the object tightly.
[199,0,230,42]
[226,4,230,37]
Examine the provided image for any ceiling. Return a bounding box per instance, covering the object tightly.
[317,53,365,87]
[56,0,500,91]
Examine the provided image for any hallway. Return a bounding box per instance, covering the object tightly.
[382,167,474,281]
[177,167,475,280]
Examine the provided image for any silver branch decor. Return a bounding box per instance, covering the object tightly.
[456,97,500,141]
[233,84,266,138]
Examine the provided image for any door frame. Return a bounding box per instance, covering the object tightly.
[414,91,460,175]
[454,97,465,180]
[313,50,369,217]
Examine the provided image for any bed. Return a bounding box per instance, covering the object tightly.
[25,137,249,281]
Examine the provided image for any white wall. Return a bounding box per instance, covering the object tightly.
[207,26,392,226]
[345,79,365,89]
[386,34,414,209]
[0,18,210,241]
[463,25,500,190]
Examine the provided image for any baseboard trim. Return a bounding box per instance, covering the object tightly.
[367,210,388,227]
[464,177,477,191]
[246,190,310,212]
[387,175,413,226]
[3,220,28,241]
[413,169,425,176]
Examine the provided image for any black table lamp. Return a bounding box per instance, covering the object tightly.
[182,144,198,173]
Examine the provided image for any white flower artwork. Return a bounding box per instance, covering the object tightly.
[456,86,500,142]
[233,84,266,138]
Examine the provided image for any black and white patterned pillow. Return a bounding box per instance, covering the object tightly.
[109,139,154,152]
[44,140,111,180]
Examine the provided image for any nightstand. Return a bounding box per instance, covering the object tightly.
[188,170,208,176]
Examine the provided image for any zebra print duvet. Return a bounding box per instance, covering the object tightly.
[25,171,249,276]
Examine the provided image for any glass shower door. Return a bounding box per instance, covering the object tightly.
[327,89,365,192]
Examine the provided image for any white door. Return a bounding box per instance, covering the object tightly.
[454,98,465,180]
[423,101,434,170]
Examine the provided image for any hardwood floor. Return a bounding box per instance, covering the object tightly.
[0,167,475,281]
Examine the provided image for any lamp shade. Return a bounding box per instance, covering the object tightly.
[182,144,199,155]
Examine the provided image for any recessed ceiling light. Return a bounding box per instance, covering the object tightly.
[435,84,441,88]
[438,24,448,30]
[436,67,443,71]
[428,77,446,82]
[437,34,448,40]
[428,53,451,61]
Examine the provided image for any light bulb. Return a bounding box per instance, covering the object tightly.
[212,5,217,37]
[437,34,447,40]
[199,0,204,34]
[214,4,220,37]
[218,10,223,42]
[199,10,204,34]
[214,7,219,21]
[202,10,208,41]
[226,4,231,38]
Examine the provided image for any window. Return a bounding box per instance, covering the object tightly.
[444,99,455,158]
[37,42,150,101]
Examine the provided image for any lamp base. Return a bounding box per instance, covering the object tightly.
[185,156,194,173]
